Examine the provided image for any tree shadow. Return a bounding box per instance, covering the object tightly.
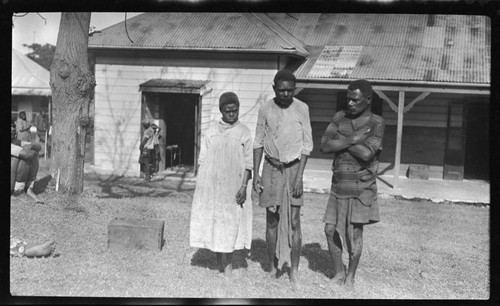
[33,174,53,195]
[190,248,250,271]
[85,172,194,199]
[301,242,334,279]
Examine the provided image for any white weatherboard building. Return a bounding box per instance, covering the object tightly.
[88,13,490,184]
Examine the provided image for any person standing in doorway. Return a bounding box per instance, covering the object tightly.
[16,111,31,142]
[252,69,313,290]
[320,79,385,291]
[190,92,253,278]
[152,124,162,175]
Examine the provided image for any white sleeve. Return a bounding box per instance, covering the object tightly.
[11,144,23,157]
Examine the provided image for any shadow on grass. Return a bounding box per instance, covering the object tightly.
[302,242,334,279]
[190,248,250,271]
[85,173,194,199]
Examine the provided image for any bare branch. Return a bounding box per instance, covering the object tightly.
[125,12,134,43]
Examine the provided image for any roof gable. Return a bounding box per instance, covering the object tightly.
[88,13,308,56]
[12,48,51,96]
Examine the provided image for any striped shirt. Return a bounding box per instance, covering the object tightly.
[253,98,313,163]
[321,110,385,197]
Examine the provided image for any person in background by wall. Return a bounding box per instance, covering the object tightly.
[11,122,44,204]
[139,120,155,181]
[16,111,31,142]
[34,107,50,157]
[320,79,385,291]
[252,69,313,291]
[152,124,162,175]
[190,92,253,279]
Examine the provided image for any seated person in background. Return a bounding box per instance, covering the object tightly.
[10,236,56,258]
[11,122,44,204]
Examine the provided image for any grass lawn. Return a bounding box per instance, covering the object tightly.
[9,172,490,300]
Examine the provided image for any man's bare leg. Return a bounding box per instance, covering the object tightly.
[290,206,301,290]
[325,223,346,284]
[344,224,363,291]
[266,208,279,277]
[24,240,56,258]
[26,186,43,204]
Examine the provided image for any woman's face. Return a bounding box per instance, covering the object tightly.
[19,112,26,120]
[221,103,239,125]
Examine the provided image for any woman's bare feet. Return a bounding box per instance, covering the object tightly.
[24,240,56,258]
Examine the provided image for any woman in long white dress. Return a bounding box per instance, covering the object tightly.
[189,92,253,278]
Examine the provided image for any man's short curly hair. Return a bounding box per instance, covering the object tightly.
[348,79,373,98]
[273,69,296,86]
[219,92,240,111]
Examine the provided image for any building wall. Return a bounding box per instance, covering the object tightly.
[296,88,473,178]
[12,95,49,123]
[93,53,278,176]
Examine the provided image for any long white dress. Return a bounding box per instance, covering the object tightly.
[189,120,253,252]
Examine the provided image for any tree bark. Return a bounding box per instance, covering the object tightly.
[49,13,95,194]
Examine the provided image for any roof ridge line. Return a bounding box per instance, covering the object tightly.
[244,13,309,58]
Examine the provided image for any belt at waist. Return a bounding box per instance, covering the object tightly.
[265,155,299,171]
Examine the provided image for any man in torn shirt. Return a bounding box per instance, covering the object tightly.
[253,69,313,291]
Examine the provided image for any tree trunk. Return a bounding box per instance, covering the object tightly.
[49,13,95,194]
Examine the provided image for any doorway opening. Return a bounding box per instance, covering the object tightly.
[464,102,489,181]
[142,92,200,174]
[139,79,210,176]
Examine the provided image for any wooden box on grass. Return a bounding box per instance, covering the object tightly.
[108,218,165,251]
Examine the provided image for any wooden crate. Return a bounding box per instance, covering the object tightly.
[407,164,429,180]
[108,218,165,251]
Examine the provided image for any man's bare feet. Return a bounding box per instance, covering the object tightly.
[26,188,43,204]
[290,269,300,291]
[24,240,56,258]
[330,272,346,285]
[344,277,355,292]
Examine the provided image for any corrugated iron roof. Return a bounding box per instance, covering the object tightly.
[282,14,490,84]
[88,13,307,56]
[11,48,51,96]
[90,13,490,85]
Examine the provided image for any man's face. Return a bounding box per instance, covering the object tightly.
[273,80,295,108]
[19,112,26,120]
[221,103,239,125]
[346,89,371,116]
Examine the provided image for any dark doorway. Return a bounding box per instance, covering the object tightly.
[160,93,198,171]
[464,102,489,181]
